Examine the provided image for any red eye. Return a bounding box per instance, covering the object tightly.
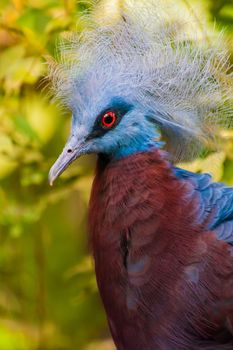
[101,111,117,128]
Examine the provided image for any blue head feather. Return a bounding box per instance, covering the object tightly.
[48,0,232,162]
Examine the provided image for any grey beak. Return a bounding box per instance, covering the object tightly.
[49,136,85,186]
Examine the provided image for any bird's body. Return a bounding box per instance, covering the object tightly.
[89,149,233,349]
[48,1,233,348]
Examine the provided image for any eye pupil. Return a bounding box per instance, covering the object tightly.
[105,115,113,124]
[102,112,117,128]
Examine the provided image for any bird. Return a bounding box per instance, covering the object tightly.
[48,1,233,349]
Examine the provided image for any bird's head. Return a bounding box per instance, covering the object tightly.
[48,89,164,184]
[48,2,232,185]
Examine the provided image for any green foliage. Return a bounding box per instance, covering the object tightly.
[0,1,232,349]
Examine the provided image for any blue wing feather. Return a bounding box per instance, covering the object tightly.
[174,167,233,245]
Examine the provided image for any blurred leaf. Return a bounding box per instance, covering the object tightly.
[85,339,115,350]
[0,46,25,79]
[17,8,50,34]
[13,115,39,141]
[65,256,94,279]
[0,324,30,350]
[0,156,17,179]
[24,96,59,144]
[222,159,233,185]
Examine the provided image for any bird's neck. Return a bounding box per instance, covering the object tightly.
[110,125,163,160]
[112,141,160,160]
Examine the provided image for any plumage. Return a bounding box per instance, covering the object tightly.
[174,168,233,243]
[48,1,233,349]
[88,150,233,349]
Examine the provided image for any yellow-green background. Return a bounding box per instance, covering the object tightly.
[0,1,232,349]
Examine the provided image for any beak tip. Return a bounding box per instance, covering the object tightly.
[48,168,55,187]
[48,139,84,187]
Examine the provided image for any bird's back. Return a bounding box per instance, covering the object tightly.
[89,149,233,350]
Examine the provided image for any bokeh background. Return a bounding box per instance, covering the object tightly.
[0,0,232,349]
